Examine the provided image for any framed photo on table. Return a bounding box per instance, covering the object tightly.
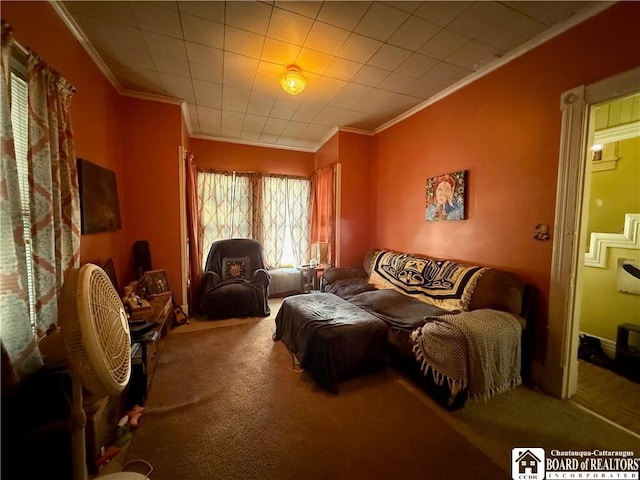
[136,269,170,298]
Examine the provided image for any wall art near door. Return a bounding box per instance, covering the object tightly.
[78,158,122,234]
[425,170,467,221]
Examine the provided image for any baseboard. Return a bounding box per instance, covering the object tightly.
[580,331,616,359]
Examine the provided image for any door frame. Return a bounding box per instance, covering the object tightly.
[544,67,640,398]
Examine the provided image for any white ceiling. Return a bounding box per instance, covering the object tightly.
[57,1,607,152]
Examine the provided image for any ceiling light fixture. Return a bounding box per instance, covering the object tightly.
[280,65,306,95]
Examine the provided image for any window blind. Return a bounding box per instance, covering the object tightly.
[10,71,36,334]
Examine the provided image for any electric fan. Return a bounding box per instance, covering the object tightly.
[60,263,151,480]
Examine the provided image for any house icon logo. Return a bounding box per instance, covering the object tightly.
[512,447,545,480]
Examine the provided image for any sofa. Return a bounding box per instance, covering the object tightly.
[322,249,534,408]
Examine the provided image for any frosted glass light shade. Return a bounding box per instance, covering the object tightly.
[280,66,306,95]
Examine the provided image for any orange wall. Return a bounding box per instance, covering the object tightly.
[372,2,640,362]
[191,138,314,176]
[3,2,129,284]
[120,98,184,301]
[313,131,373,266]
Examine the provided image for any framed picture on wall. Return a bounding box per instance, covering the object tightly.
[136,269,170,298]
[425,170,467,221]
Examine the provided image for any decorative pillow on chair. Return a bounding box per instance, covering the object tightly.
[222,257,250,281]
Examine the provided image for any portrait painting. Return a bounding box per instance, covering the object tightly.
[425,170,467,221]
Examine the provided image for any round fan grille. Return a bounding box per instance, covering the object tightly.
[61,264,131,397]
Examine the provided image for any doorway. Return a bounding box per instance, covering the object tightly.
[544,67,640,434]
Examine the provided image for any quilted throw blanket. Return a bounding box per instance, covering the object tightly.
[411,309,522,401]
[369,251,488,311]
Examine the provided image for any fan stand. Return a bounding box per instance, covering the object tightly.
[70,377,149,480]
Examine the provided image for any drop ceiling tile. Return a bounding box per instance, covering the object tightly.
[193,79,223,108]
[223,53,259,90]
[447,2,510,38]
[71,15,146,50]
[311,76,347,97]
[262,117,288,136]
[185,103,200,131]
[446,40,498,70]
[299,123,332,140]
[377,72,417,93]
[114,66,164,94]
[395,52,439,78]
[221,127,242,139]
[383,2,423,14]
[262,38,302,66]
[282,120,307,136]
[247,91,277,116]
[78,1,137,26]
[160,73,195,102]
[270,97,301,120]
[197,105,222,130]
[296,48,332,76]
[398,77,442,99]
[222,110,246,130]
[316,2,371,30]
[323,57,363,82]
[225,1,272,35]
[292,103,324,122]
[182,14,224,49]
[388,15,441,51]
[242,114,268,133]
[143,32,187,60]
[477,10,545,50]
[259,133,280,144]
[505,1,589,26]
[329,83,372,110]
[177,1,225,23]
[419,29,469,60]
[151,53,189,77]
[241,130,262,142]
[354,2,410,42]
[336,33,382,64]
[189,61,223,84]
[423,61,471,86]
[109,45,155,70]
[224,26,265,59]
[222,85,252,105]
[304,22,350,56]
[222,97,249,113]
[351,65,390,87]
[131,3,182,39]
[267,8,314,46]
[412,1,472,27]
[367,44,412,71]
[274,1,322,20]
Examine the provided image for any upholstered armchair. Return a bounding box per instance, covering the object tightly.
[199,238,271,319]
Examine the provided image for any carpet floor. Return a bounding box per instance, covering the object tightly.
[110,300,639,479]
[123,316,506,479]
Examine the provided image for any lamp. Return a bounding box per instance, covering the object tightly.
[311,242,329,266]
[280,65,306,95]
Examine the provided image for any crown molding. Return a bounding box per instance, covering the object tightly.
[375,1,616,135]
[50,0,124,94]
[190,134,315,153]
[120,89,184,106]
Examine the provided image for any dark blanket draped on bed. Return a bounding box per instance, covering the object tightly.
[273,294,388,392]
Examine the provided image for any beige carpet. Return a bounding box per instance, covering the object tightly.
[121,317,506,479]
[104,299,639,479]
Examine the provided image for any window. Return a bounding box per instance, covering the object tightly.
[10,68,36,336]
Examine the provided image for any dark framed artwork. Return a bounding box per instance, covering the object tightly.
[78,158,122,234]
[425,170,467,221]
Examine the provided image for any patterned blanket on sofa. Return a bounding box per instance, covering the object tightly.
[368,250,488,311]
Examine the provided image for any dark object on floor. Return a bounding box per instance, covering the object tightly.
[578,334,615,370]
[616,323,640,383]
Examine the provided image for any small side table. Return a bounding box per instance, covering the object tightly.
[616,323,640,383]
[296,264,328,292]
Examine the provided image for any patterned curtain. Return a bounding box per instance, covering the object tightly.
[197,171,253,269]
[185,152,202,313]
[259,175,288,268]
[311,164,337,265]
[27,53,80,338]
[286,177,311,265]
[0,24,80,375]
[0,22,38,374]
